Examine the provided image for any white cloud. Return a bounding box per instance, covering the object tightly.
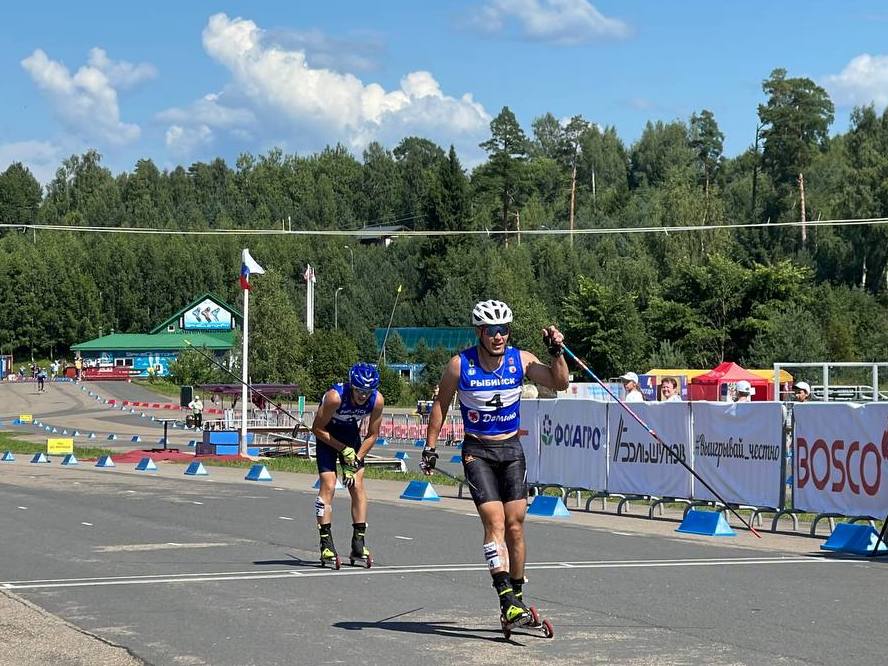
[823,54,888,108]
[157,92,255,129]
[21,48,147,145]
[165,125,214,157]
[87,47,157,89]
[267,28,384,73]
[0,140,64,185]
[171,13,489,154]
[473,0,630,45]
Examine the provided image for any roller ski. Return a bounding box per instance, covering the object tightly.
[500,578,554,639]
[318,526,341,570]
[348,523,373,568]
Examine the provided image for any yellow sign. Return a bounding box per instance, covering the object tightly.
[19,414,33,423]
[47,438,74,455]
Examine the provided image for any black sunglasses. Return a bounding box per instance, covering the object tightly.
[482,324,511,337]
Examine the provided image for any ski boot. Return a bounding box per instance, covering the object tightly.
[511,577,554,639]
[494,575,533,639]
[318,524,340,570]
[348,523,373,568]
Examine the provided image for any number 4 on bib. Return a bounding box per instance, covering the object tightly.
[485,393,504,408]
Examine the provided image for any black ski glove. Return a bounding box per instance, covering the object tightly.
[420,446,438,475]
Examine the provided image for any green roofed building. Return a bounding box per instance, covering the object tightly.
[71,293,240,378]
[374,327,475,354]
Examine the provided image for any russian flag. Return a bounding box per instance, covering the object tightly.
[239,249,265,290]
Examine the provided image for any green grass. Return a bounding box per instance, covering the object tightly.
[203,454,461,486]
[0,432,113,458]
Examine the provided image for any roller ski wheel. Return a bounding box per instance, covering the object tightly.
[499,608,533,639]
[349,553,373,568]
[528,607,555,639]
[320,553,341,570]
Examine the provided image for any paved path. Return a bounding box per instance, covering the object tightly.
[2,383,887,665]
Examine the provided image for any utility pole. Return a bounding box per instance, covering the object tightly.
[569,158,577,249]
[798,172,807,247]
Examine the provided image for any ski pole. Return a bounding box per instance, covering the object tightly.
[561,343,762,538]
[421,461,479,492]
[868,512,888,557]
[181,339,303,423]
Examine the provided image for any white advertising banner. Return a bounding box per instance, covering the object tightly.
[607,402,692,498]
[519,400,542,484]
[793,403,888,516]
[691,402,784,508]
[535,400,608,489]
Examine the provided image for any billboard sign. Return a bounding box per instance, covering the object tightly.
[182,299,233,331]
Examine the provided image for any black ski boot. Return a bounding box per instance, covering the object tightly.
[318,523,340,570]
[349,522,373,568]
[510,576,554,638]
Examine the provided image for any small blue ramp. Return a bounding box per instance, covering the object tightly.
[245,464,272,481]
[61,454,79,466]
[313,477,344,490]
[449,454,462,463]
[1,451,15,462]
[400,480,440,501]
[135,457,158,472]
[414,439,426,448]
[72,430,80,437]
[30,452,50,464]
[527,495,571,518]
[106,433,117,441]
[87,432,96,439]
[187,440,198,447]
[676,509,736,537]
[376,437,388,447]
[185,461,208,476]
[821,523,888,556]
[130,435,142,443]
[394,451,409,460]
[95,455,115,468]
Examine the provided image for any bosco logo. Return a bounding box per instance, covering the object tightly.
[467,409,480,424]
[540,414,553,446]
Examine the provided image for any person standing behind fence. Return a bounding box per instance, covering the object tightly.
[659,377,681,402]
[620,372,644,402]
[422,299,569,628]
[733,380,754,402]
[311,362,385,568]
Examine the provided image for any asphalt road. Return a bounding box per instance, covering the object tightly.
[2,383,888,665]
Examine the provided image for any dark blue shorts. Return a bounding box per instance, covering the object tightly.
[316,442,344,474]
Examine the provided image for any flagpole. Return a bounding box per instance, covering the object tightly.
[240,285,250,457]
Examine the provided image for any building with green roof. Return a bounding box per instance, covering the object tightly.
[71,293,240,378]
[374,327,476,354]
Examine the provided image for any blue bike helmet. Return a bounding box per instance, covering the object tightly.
[350,362,380,391]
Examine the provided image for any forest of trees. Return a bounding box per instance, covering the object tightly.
[2,68,888,401]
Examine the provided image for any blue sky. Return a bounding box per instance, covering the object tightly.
[2,1,887,183]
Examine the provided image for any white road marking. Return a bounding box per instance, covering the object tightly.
[94,542,230,553]
[278,516,294,521]
[17,506,27,510]
[81,522,93,527]
[394,536,413,540]
[191,501,203,505]
[611,531,637,537]
[0,556,849,590]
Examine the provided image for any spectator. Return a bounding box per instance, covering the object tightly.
[188,394,204,428]
[659,377,681,402]
[74,357,83,382]
[620,372,644,402]
[734,380,754,402]
[793,381,811,403]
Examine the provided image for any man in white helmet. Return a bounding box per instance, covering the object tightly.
[423,299,569,629]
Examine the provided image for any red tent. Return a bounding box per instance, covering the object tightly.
[689,362,773,401]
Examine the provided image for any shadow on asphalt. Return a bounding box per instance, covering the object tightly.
[334,619,509,643]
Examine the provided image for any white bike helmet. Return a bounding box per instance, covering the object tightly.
[471,300,513,326]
